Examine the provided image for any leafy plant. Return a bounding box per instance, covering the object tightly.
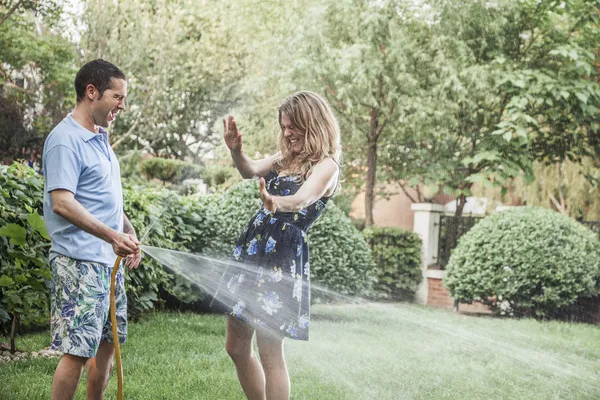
[444,207,600,318]
[363,227,422,301]
[0,163,377,349]
[122,182,208,318]
[141,158,203,186]
[0,163,51,352]
[194,180,377,298]
[310,203,377,299]
[202,164,241,190]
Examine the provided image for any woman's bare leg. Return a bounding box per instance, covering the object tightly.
[257,332,289,400]
[226,316,266,400]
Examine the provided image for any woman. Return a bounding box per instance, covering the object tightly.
[217,91,341,400]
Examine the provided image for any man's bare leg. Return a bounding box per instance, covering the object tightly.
[86,340,115,400]
[51,354,87,400]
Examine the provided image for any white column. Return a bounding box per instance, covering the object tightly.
[411,203,445,305]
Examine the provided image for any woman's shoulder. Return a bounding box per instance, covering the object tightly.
[302,158,340,198]
[322,157,340,169]
[309,157,339,177]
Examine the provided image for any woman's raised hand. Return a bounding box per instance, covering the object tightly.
[223,115,243,153]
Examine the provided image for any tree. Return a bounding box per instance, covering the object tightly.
[389,0,600,217]
[0,1,76,163]
[206,0,324,160]
[475,158,600,220]
[0,0,61,26]
[297,0,435,227]
[495,0,600,164]
[80,0,246,161]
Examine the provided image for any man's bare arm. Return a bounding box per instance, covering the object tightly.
[51,189,139,257]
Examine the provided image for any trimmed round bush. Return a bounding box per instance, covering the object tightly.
[363,227,422,301]
[141,157,203,185]
[444,207,600,318]
[195,180,377,298]
[309,203,377,298]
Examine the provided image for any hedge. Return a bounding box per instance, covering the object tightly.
[363,227,422,301]
[444,207,600,317]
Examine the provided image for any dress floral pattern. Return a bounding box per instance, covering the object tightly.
[215,170,334,341]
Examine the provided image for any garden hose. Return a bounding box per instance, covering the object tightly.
[109,219,158,400]
[110,255,124,400]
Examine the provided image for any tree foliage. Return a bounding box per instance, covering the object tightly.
[389,0,600,216]
[220,0,600,221]
[0,1,76,163]
[80,0,245,161]
[476,158,600,220]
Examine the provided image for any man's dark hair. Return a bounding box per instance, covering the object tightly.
[75,59,126,102]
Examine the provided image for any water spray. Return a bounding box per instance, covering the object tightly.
[107,211,362,398]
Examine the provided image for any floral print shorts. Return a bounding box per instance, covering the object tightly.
[50,255,127,358]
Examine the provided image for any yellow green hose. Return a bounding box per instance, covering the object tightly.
[110,255,124,400]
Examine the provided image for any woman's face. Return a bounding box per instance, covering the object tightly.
[281,113,304,154]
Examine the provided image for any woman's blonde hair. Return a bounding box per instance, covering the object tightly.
[273,91,342,179]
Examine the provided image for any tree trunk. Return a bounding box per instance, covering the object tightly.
[455,193,467,218]
[364,105,380,228]
[365,140,378,227]
[441,193,468,269]
[10,314,18,353]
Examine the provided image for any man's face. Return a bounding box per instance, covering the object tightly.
[91,78,127,128]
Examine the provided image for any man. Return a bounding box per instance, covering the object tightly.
[43,59,141,400]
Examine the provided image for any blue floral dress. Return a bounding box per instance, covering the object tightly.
[215,169,334,341]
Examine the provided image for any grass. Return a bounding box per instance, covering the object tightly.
[1,303,600,399]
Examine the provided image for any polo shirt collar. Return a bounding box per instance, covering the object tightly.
[66,114,104,142]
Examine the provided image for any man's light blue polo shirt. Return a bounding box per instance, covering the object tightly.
[43,114,124,266]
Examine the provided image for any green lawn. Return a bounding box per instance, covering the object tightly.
[1,303,600,399]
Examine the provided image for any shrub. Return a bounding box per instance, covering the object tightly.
[125,179,377,308]
[363,227,422,301]
[351,217,366,232]
[194,180,377,298]
[0,163,50,350]
[309,204,377,298]
[122,182,207,318]
[191,179,260,257]
[330,189,354,216]
[141,158,203,185]
[1,166,377,346]
[119,149,145,184]
[444,207,600,318]
[122,184,175,318]
[202,164,241,190]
